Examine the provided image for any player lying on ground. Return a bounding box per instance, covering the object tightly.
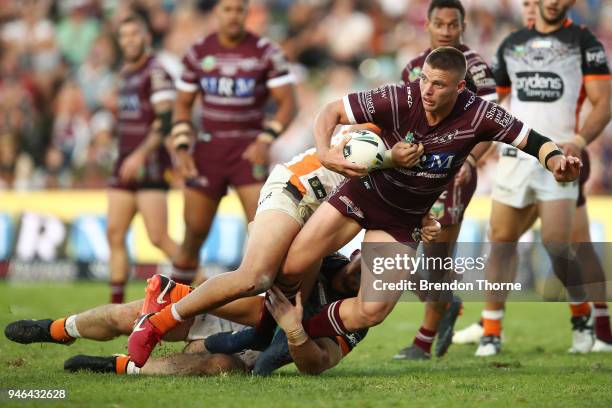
[125,122,437,366]
[4,253,395,376]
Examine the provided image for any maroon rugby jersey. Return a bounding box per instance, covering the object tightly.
[342,82,530,216]
[401,44,497,101]
[177,32,293,139]
[117,55,176,154]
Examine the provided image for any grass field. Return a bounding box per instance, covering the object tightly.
[1,281,611,408]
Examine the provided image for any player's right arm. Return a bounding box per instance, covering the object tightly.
[265,287,343,375]
[171,46,201,178]
[314,99,368,178]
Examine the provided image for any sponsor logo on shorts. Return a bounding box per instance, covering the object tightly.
[258,191,273,206]
[339,196,364,219]
[308,176,327,200]
[515,71,564,102]
[190,176,210,187]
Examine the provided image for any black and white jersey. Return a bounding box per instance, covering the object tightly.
[493,19,610,146]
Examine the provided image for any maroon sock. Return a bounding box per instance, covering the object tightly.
[303,300,347,339]
[171,264,197,285]
[593,303,612,342]
[110,281,125,304]
[413,326,436,353]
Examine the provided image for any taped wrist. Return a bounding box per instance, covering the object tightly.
[171,121,194,151]
[523,129,561,168]
[262,120,284,140]
[286,326,309,346]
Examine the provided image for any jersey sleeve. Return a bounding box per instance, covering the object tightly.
[467,55,498,101]
[262,40,295,89]
[492,38,512,95]
[176,45,201,93]
[580,27,611,82]
[476,101,530,147]
[149,64,176,104]
[342,83,413,130]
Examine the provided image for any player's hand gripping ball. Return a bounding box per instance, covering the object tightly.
[342,129,387,172]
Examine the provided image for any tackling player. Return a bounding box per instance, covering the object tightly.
[394,0,498,361]
[107,15,178,303]
[6,253,372,377]
[466,0,611,356]
[166,0,298,285]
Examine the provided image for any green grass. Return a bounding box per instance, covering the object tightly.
[1,281,611,407]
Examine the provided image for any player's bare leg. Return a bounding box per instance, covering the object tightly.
[139,352,245,376]
[279,202,362,294]
[171,188,220,284]
[538,199,592,353]
[106,189,138,303]
[571,205,612,350]
[136,190,178,259]
[173,210,301,317]
[396,224,461,360]
[235,182,263,221]
[474,200,535,356]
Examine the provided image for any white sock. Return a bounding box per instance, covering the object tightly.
[65,315,81,338]
[126,361,140,375]
[171,304,184,322]
[482,309,504,320]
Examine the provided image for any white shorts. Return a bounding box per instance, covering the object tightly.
[491,147,578,209]
[186,314,245,341]
[255,164,320,226]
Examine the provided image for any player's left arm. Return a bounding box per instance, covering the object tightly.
[265,287,343,375]
[566,78,611,153]
[515,129,581,183]
[119,72,176,182]
[564,28,612,155]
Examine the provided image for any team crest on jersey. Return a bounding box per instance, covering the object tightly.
[339,196,364,219]
[430,201,445,219]
[405,131,415,143]
[201,55,216,72]
[409,67,422,82]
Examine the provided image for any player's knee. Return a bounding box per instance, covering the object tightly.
[238,268,274,295]
[106,225,126,247]
[356,303,388,327]
[204,354,239,375]
[488,224,520,242]
[108,304,138,335]
[147,231,165,249]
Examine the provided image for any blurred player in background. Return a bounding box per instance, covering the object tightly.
[394,0,498,361]
[463,0,611,357]
[454,0,612,354]
[167,0,297,285]
[107,15,178,303]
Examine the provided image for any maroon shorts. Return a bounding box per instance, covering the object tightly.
[429,165,478,226]
[577,149,590,208]
[185,137,267,200]
[327,177,423,244]
[109,149,171,191]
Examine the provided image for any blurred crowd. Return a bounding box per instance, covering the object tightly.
[0,0,611,194]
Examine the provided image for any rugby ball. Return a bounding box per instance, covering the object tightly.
[342,129,386,172]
